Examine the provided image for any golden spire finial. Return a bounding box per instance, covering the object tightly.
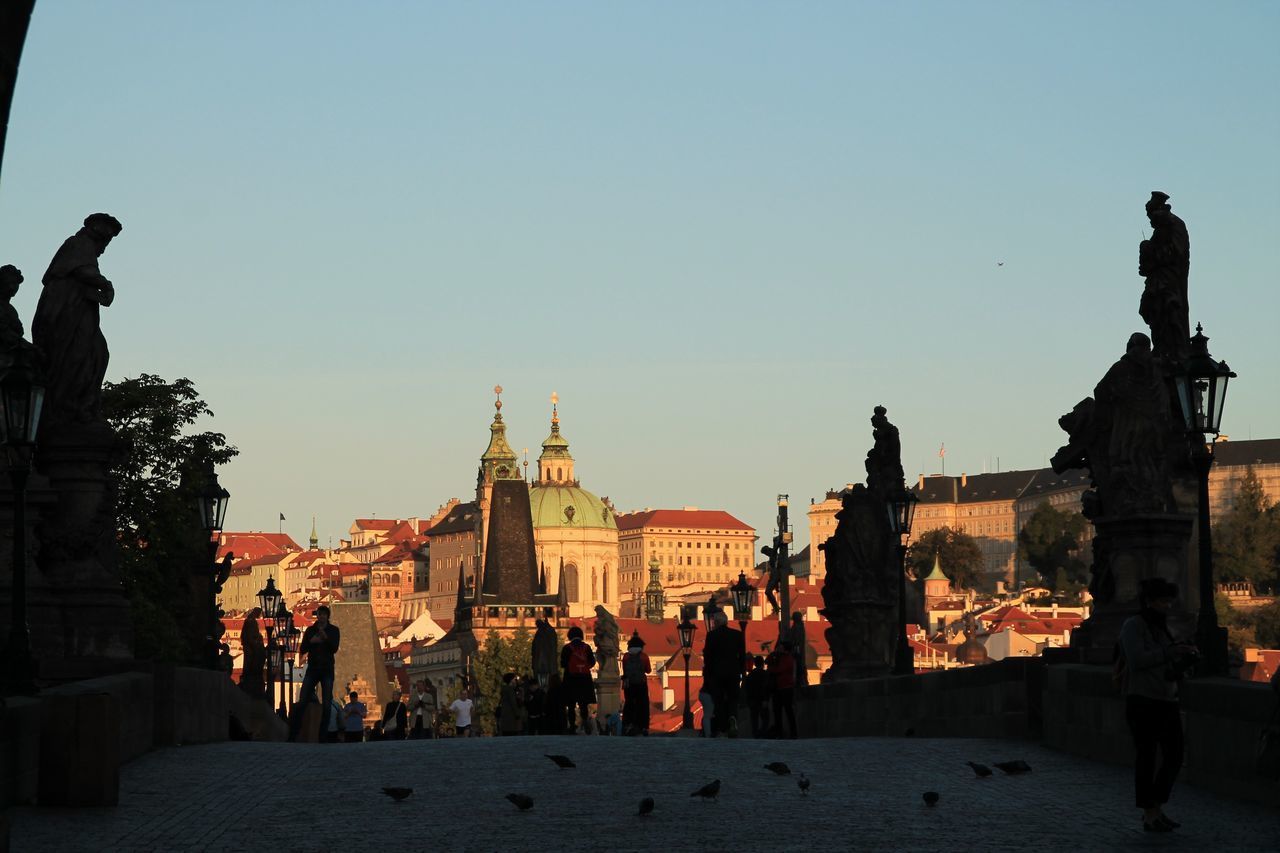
[494,384,503,412]
[550,391,559,425]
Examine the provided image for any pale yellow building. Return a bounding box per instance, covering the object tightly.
[1207,438,1280,516]
[806,490,844,579]
[617,508,757,609]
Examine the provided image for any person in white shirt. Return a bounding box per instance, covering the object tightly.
[449,688,474,737]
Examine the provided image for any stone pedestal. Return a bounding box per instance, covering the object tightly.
[26,421,132,674]
[595,664,620,723]
[819,602,894,682]
[1068,513,1194,662]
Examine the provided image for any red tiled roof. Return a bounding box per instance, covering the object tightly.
[216,532,303,561]
[374,544,415,564]
[354,518,398,531]
[616,509,753,533]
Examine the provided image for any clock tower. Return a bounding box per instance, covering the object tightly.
[477,386,522,581]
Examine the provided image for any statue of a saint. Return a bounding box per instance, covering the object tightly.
[1138,192,1190,367]
[593,604,619,660]
[1092,332,1174,514]
[532,618,558,687]
[32,213,122,426]
[865,406,905,501]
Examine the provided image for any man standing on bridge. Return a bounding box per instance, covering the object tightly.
[702,611,744,736]
[289,605,341,742]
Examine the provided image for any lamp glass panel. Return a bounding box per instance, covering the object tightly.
[1208,373,1229,434]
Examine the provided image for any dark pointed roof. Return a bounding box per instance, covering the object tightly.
[481,479,546,605]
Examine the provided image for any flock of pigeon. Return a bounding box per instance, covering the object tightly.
[380,755,1032,814]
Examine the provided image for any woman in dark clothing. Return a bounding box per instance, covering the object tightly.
[380,691,409,740]
[768,641,798,739]
[1119,578,1198,832]
[238,608,266,698]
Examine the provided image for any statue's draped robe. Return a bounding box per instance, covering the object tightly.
[33,231,113,424]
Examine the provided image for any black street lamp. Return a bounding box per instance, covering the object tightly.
[677,615,697,730]
[701,595,719,635]
[1,350,44,696]
[283,621,301,717]
[195,462,230,670]
[257,577,282,703]
[271,599,291,716]
[1175,323,1235,676]
[730,570,754,672]
[887,488,920,676]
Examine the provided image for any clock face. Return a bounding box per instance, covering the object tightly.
[497,466,510,477]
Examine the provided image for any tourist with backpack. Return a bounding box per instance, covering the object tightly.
[621,632,651,736]
[560,626,596,734]
[1119,577,1198,832]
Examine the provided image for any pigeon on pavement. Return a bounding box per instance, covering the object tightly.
[382,787,412,802]
[764,762,791,775]
[690,780,721,801]
[994,760,1032,775]
[638,797,655,816]
[506,793,535,811]
[923,791,940,806]
[545,754,576,769]
[797,773,810,795]
[966,761,993,777]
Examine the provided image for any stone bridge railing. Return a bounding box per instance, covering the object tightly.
[796,658,1279,807]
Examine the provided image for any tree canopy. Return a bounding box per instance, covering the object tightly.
[906,527,984,591]
[103,374,237,662]
[1212,467,1280,592]
[1017,502,1091,592]
[442,628,539,736]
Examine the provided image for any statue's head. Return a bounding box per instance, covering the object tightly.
[1126,331,1152,358]
[871,405,887,425]
[1145,191,1171,224]
[83,213,123,252]
[0,264,21,299]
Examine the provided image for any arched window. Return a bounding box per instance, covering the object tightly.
[557,467,563,481]
[564,563,580,602]
[602,567,610,602]
[591,568,597,600]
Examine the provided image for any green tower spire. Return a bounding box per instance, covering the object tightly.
[480,384,520,481]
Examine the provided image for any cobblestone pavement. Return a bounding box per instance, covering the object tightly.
[9,736,1279,852]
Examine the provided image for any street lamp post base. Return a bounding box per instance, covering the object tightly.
[682,712,694,730]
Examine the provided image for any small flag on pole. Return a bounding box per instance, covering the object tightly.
[938,444,945,458]
[279,513,286,521]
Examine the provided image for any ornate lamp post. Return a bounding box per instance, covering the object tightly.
[271,599,291,716]
[1175,324,1235,676]
[283,620,301,716]
[1,350,44,696]
[887,488,920,676]
[730,570,755,672]
[256,577,283,706]
[701,595,718,635]
[677,615,696,730]
[195,463,230,669]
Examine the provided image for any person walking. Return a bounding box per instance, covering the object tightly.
[498,673,524,736]
[410,681,436,739]
[560,626,597,734]
[768,640,797,739]
[288,605,341,742]
[1119,578,1196,832]
[702,611,745,736]
[621,633,652,736]
[449,688,475,738]
[380,690,409,740]
[744,655,770,738]
[341,690,366,743]
[238,607,266,698]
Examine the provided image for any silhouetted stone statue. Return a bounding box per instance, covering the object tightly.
[1138,191,1190,367]
[0,263,27,352]
[1053,333,1175,519]
[32,213,122,426]
[593,605,621,723]
[819,407,904,681]
[532,618,558,688]
[865,405,905,503]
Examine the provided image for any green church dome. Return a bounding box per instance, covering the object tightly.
[529,485,617,531]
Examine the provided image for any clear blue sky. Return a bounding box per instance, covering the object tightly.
[1,1,1277,550]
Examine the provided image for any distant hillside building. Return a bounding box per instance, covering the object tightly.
[617,508,757,609]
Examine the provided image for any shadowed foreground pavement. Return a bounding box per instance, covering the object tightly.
[10,736,1279,851]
